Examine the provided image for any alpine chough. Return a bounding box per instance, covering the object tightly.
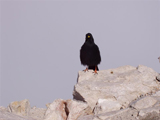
[80,33,101,74]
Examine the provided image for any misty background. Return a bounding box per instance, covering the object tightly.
[1,0,160,108]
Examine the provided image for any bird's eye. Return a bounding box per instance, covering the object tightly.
[88,36,90,38]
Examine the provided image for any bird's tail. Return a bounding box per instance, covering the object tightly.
[88,66,99,71]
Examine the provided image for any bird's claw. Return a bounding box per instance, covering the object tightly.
[83,68,89,72]
[93,71,98,75]
[83,70,89,72]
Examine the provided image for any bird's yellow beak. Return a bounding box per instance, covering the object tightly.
[88,36,90,38]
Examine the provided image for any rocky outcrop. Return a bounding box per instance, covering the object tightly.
[0,65,160,120]
[73,65,159,109]
[73,65,160,120]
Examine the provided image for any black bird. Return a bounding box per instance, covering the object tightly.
[80,33,101,74]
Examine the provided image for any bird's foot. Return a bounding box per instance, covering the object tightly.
[83,68,88,72]
[93,66,98,74]
[93,70,98,74]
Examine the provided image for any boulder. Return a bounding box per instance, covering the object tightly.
[66,99,92,120]
[44,99,92,120]
[44,99,67,120]
[8,99,30,116]
[73,65,159,112]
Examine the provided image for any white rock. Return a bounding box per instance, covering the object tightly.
[93,117,100,120]
[46,103,51,108]
[139,106,160,117]
[152,91,160,96]
[97,108,138,120]
[136,95,160,119]
[66,99,92,120]
[44,99,67,120]
[0,107,37,120]
[29,106,46,120]
[77,114,94,120]
[8,99,30,116]
[94,98,122,114]
[131,96,157,110]
[138,106,160,120]
[0,106,8,112]
[73,65,159,111]
[78,108,138,120]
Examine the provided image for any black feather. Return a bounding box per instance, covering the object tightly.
[80,33,101,71]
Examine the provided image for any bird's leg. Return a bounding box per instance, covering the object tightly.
[83,67,88,72]
[93,66,98,74]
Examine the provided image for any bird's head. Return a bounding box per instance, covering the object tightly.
[85,33,94,43]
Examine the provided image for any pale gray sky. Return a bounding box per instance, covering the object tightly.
[1,0,160,108]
